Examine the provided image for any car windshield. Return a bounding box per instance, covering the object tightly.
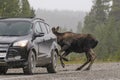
[0,21,32,36]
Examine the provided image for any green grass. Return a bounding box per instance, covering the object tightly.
[57,53,86,64]
[57,52,120,64]
[58,58,120,65]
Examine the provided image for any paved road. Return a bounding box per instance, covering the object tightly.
[0,63,120,80]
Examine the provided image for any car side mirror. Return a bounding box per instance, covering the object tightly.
[34,33,44,37]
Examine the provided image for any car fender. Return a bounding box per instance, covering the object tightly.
[27,43,38,61]
[49,41,59,57]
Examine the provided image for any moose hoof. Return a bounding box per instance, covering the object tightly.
[76,67,82,71]
[84,68,90,71]
[62,64,65,68]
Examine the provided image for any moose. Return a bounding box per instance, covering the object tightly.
[52,26,98,70]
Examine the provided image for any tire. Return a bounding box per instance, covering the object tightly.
[0,67,8,75]
[47,50,58,73]
[23,50,36,75]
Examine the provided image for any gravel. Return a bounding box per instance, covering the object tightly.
[0,62,120,80]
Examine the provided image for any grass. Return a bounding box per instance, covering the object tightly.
[58,59,120,65]
[57,53,86,64]
[57,52,120,64]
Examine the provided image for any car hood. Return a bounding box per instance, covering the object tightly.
[0,36,30,43]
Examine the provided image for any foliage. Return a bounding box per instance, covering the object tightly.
[83,0,108,34]
[0,0,20,17]
[82,0,120,61]
[20,0,35,17]
[0,0,35,18]
[76,21,82,33]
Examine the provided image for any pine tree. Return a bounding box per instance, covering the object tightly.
[109,0,120,21]
[83,0,109,34]
[0,1,3,17]
[0,0,20,18]
[83,0,117,60]
[107,0,120,54]
[93,0,120,60]
[76,21,82,33]
[20,0,35,17]
[0,0,35,18]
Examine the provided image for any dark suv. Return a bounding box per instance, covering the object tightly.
[0,18,58,74]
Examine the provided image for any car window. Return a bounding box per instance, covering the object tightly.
[34,22,42,34]
[45,24,51,33]
[0,21,32,36]
[39,22,48,34]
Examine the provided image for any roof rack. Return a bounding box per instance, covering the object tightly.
[0,17,45,22]
[0,16,35,19]
[32,18,45,21]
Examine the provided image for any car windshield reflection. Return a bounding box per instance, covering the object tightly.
[0,21,32,36]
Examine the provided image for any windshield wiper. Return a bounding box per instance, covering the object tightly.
[0,34,21,36]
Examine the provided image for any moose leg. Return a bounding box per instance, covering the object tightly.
[61,51,70,61]
[60,55,65,68]
[55,49,68,61]
[55,49,66,68]
[85,49,96,70]
[59,45,70,68]
[60,51,71,68]
[76,52,91,71]
[59,44,70,61]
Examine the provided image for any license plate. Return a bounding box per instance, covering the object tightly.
[0,53,6,57]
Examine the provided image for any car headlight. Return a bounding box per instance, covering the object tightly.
[13,40,28,47]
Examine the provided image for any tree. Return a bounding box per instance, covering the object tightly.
[83,0,120,61]
[0,0,35,18]
[76,21,82,33]
[109,0,120,21]
[94,0,120,60]
[20,0,35,17]
[0,0,20,17]
[83,0,109,34]
[107,0,120,55]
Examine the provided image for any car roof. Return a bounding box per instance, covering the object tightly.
[0,18,44,22]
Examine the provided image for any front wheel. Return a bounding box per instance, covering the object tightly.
[23,50,36,75]
[0,67,8,75]
[46,50,58,73]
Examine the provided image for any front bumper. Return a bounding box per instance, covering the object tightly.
[0,59,27,68]
[0,44,28,68]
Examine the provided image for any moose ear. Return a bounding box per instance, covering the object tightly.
[56,26,60,31]
[52,27,55,31]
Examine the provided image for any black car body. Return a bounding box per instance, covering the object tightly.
[0,18,58,74]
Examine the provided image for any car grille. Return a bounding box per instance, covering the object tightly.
[0,43,10,59]
[0,43,10,51]
[0,43,10,48]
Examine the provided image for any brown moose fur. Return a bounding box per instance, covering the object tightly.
[52,26,98,70]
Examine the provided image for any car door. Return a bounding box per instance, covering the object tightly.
[38,22,51,57]
[44,24,57,55]
[33,22,46,62]
[39,22,57,58]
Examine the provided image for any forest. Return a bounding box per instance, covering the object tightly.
[0,0,35,18]
[83,0,120,61]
